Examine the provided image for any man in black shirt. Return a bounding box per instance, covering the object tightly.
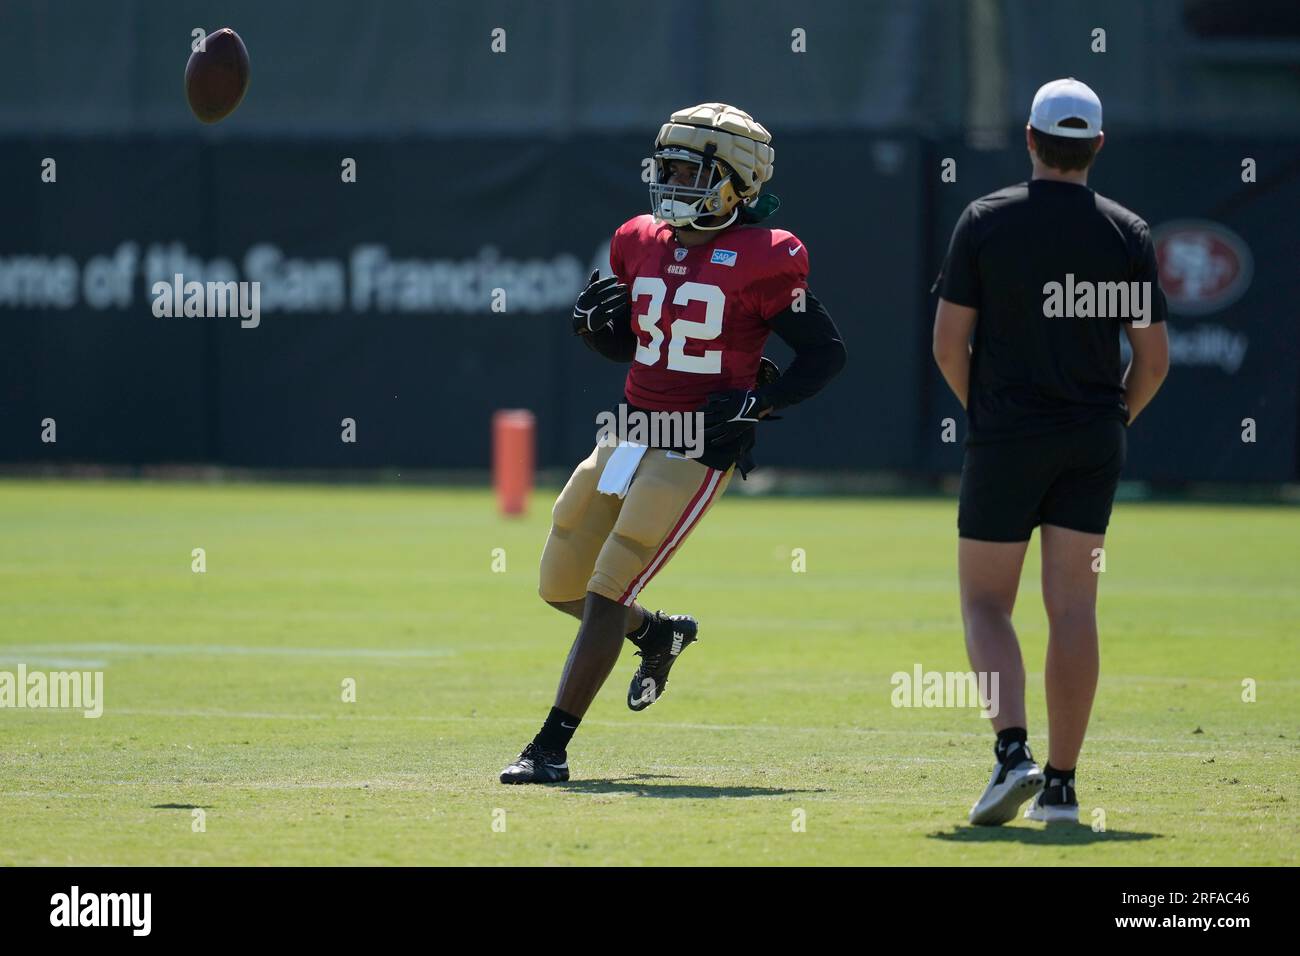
[933,78,1170,825]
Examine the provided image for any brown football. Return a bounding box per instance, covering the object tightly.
[184,28,250,123]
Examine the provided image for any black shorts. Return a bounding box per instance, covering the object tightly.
[958,417,1127,542]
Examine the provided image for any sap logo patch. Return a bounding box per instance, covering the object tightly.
[710,249,738,267]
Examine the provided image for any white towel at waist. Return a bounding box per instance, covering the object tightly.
[595,442,648,498]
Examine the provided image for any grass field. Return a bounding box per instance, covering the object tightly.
[0,479,1296,866]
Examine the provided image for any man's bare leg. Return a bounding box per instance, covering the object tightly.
[960,536,1048,825]
[552,592,634,717]
[1039,524,1102,772]
[501,592,632,784]
[958,537,1031,732]
[546,598,646,636]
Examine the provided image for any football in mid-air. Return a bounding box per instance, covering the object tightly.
[184,27,250,123]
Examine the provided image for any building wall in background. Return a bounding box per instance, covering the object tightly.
[1,1,1295,478]
[0,133,924,473]
[2,132,1295,480]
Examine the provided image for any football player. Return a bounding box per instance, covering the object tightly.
[501,103,846,784]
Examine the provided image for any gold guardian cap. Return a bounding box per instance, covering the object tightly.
[649,103,775,231]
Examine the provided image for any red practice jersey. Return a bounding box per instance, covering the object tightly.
[609,214,810,412]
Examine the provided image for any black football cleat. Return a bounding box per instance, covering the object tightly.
[626,611,698,711]
[499,742,570,784]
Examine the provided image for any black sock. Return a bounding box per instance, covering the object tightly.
[1043,763,1075,787]
[535,706,581,752]
[995,727,1029,763]
[626,610,653,643]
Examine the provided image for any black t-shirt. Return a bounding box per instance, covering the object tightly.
[938,179,1168,443]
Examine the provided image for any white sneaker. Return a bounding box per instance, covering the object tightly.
[1023,774,1079,824]
[968,741,1044,826]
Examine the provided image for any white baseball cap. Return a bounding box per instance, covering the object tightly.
[1028,78,1102,138]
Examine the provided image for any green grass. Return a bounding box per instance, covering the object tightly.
[0,479,1296,865]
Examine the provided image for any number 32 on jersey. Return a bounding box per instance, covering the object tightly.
[631,276,724,375]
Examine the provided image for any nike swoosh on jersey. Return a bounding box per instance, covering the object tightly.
[788,244,802,256]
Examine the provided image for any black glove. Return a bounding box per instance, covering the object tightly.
[572,269,630,335]
[698,388,773,445]
[698,356,785,443]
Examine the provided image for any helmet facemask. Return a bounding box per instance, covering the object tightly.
[649,145,745,231]
[648,103,775,232]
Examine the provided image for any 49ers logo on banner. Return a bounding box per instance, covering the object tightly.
[1153,220,1253,316]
